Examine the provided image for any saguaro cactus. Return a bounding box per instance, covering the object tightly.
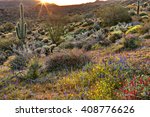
[137,0,140,15]
[16,4,27,43]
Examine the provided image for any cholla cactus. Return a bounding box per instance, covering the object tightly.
[16,3,27,43]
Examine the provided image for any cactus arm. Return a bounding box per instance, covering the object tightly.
[16,23,22,39]
[23,23,27,39]
[16,27,21,39]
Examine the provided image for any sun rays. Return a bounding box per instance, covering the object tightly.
[37,0,52,19]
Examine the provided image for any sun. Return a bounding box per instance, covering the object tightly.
[40,0,53,4]
[40,0,47,4]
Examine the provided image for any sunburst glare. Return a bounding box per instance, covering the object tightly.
[38,0,52,19]
[39,0,97,6]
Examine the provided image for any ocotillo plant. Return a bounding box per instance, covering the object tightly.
[137,0,140,15]
[16,3,27,43]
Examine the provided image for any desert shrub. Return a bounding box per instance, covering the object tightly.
[69,14,83,23]
[108,30,123,43]
[123,34,140,50]
[141,15,149,21]
[91,43,102,50]
[8,55,27,70]
[82,43,93,51]
[74,27,86,35]
[82,29,107,50]
[143,34,150,39]
[110,23,129,33]
[45,49,90,72]
[11,41,41,58]
[0,52,7,65]
[143,2,149,7]
[34,41,44,48]
[26,58,41,80]
[93,21,101,31]
[126,25,142,34]
[59,41,83,49]
[82,40,96,51]
[132,16,142,22]
[82,20,94,27]
[97,5,131,26]
[140,22,150,34]
[59,42,74,49]
[139,12,148,17]
[0,38,19,50]
[128,9,136,16]
[0,22,14,33]
[41,45,56,56]
[67,25,75,32]
[127,4,136,10]
[147,6,150,11]
[84,12,94,19]
[48,14,70,25]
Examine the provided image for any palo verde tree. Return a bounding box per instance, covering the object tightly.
[16,3,27,44]
[96,4,131,26]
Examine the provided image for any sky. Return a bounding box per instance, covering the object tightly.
[39,0,102,5]
[0,0,107,6]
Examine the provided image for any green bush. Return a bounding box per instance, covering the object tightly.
[9,55,27,70]
[143,34,150,39]
[139,12,148,17]
[128,10,136,16]
[97,5,131,26]
[0,52,7,65]
[69,14,83,23]
[141,15,149,20]
[123,34,140,50]
[74,27,86,35]
[0,38,19,50]
[147,6,150,11]
[108,31,123,43]
[0,22,14,33]
[26,58,41,80]
[59,41,83,49]
[140,22,150,34]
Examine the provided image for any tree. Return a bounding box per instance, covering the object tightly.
[97,5,131,26]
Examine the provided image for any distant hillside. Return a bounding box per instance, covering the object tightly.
[1,0,147,23]
[0,0,112,23]
[0,0,37,8]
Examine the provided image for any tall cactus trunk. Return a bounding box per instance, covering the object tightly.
[137,0,140,15]
[16,3,27,44]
